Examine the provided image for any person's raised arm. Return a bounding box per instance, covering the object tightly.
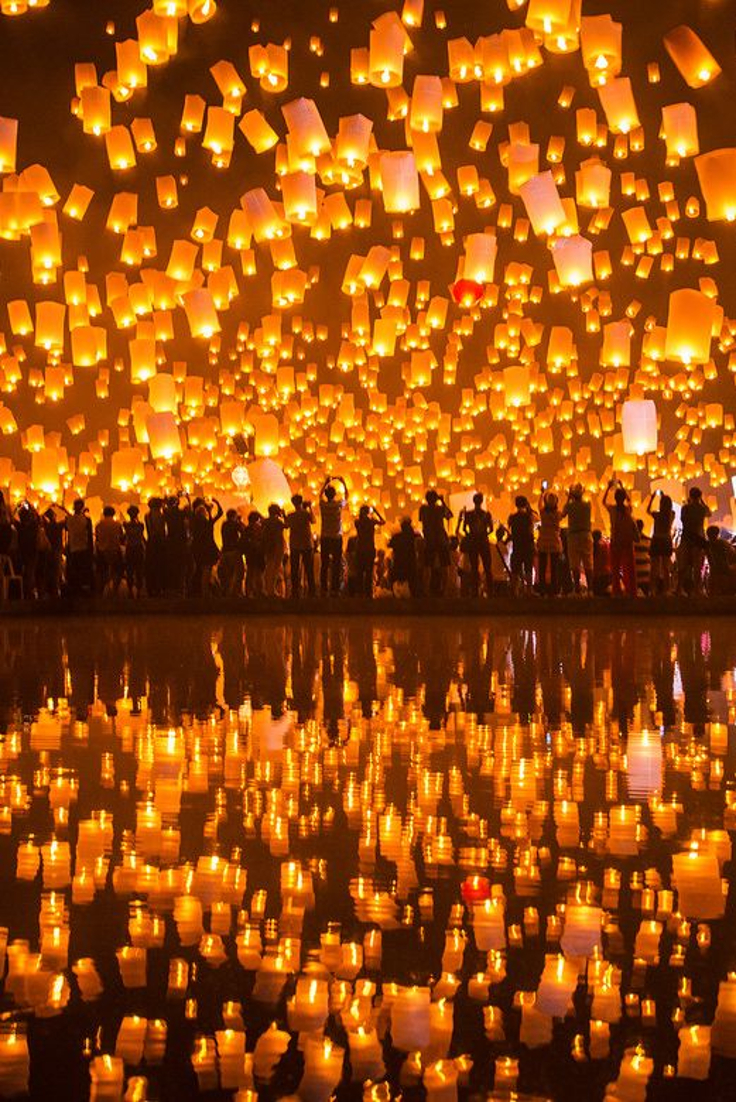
[646,491,657,516]
[320,477,331,498]
[212,498,224,522]
[602,480,614,507]
[372,506,386,526]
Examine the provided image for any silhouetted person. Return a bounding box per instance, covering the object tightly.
[243,511,265,597]
[219,508,245,596]
[706,525,736,595]
[647,491,674,595]
[355,504,385,597]
[604,481,638,598]
[95,506,124,596]
[164,494,190,596]
[419,490,452,596]
[679,486,711,596]
[145,497,167,597]
[190,497,222,596]
[389,517,419,597]
[285,494,316,597]
[562,484,593,594]
[319,477,348,595]
[537,489,562,596]
[123,505,146,596]
[459,493,493,597]
[64,498,94,597]
[508,496,536,595]
[262,504,286,597]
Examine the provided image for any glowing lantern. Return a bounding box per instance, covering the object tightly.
[246,457,291,513]
[695,149,736,223]
[253,414,280,458]
[550,235,593,287]
[622,399,657,456]
[664,25,721,89]
[369,19,405,87]
[463,233,496,283]
[111,448,144,492]
[105,126,136,170]
[146,412,182,460]
[148,374,178,413]
[282,98,330,158]
[182,289,220,338]
[661,103,699,161]
[503,365,531,407]
[203,106,234,155]
[188,0,216,24]
[239,109,279,153]
[665,288,718,365]
[281,171,318,224]
[575,158,611,208]
[409,75,443,133]
[519,172,566,236]
[450,280,483,307]
[379,152,419,214]
[31,448,60,496]
[0,116,18,173]
[580,15,622,85]
[598,77,639,133]
[507,142,539,195]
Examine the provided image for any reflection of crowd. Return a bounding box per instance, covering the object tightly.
[1,478,734,601]
[0,620,727,739]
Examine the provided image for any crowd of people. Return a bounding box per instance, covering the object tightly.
[0,478,734,602]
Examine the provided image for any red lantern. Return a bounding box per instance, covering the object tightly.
[461,874,491,905]
[450,279,483,307]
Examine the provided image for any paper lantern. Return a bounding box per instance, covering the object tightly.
[239,109,279,154]
[379,151,419,213]
[450,279,483,307]
[622,399,657,456]
[462,232,496,283]
[111,447,144,492]
[580,15,622,84]
[182,289,220,338]
[146,412,182,461]
[0,116,18,173]
[369,19,404,87]
[31,448,60,496]
[575,158,611,208]
[246,457,291,513]
[410,75,443,133]
[695,149,736,222]
[661,102,699,160]
[281,171,318,224]
[519,171,566,236]
[664,25,721,89]
[282,97,330,158]
[550,235,593,286]
[188,0,216,23]
[148,374,178,413]
[665,288,718,365]
[503,365,531,407]
[598,77,639,134]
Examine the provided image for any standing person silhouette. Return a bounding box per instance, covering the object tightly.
[603,481,638,598]
[354,504,385,597]
[561,484,593,594]
[319,476,348,595]
[419,490,453,596]
[507,496,537,596]
[459,493,493,597]
[285,494,316,598]
[647,490,674,595]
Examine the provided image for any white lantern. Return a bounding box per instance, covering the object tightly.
[621,399,657,456]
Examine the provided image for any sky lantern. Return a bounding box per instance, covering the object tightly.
[550,235,593,287]
[519,172,566,236]
[664,25,721,89]
[665,289,718,365]
[695,149,736,223]
[598,77,639,134]
[379,151,419,214]
[622,399,657,456]
[146,411,181,460]
[369,17,405,87]
[580,15,622,85]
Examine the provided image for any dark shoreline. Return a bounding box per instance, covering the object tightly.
[1,594,735,618]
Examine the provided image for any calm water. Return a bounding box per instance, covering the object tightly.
[0,617,735,1101]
